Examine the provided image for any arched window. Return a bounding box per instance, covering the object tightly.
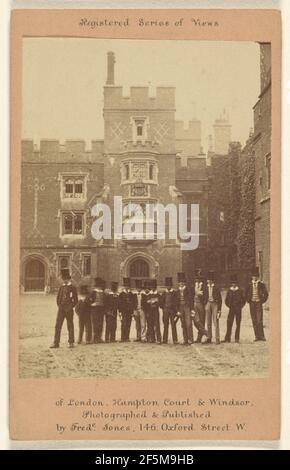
[129,258,149,278]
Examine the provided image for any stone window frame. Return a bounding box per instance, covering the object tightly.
[59,210,86,238]
[59,172,89,201]
[130,116,149,144]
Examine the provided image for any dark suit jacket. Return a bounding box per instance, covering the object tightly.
[141,292,151,311]
[203,284,222,311]
[57,283,78,309]
[147,291,160,311]
[119,290,136,313]
[245,281,268,304]
[106,292,119,314]
[176,286,193,308]
[159,289,178,312]
[225,288,246,310]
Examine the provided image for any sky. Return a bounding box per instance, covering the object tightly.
[22,38,260,151]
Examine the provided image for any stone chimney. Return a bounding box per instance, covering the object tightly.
[106,51,115,85]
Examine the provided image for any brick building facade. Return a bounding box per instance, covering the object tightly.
[21,50,266,293]
[21,52,213,293]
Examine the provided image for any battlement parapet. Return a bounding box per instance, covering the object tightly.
[175,120,201,139]
[104,86,175,109]
[21,139,104,163]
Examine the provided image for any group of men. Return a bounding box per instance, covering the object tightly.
[50,267,268,349]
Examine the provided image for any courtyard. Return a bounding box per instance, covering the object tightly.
[19,294,269,379]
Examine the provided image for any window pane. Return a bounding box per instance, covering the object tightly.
[63,214,73,234]
[137,125,143,136]
[75,181,83,195]
[74,214,83,234]
[65,179,74,196]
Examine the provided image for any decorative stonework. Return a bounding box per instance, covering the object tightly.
[154,121,170,143]
[110,121,127,139]
[27,177,45,239]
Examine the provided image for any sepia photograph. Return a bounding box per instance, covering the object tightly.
[19,38,271,379]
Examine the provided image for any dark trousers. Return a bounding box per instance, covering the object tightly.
[152,307,161,343]
[179,303,193,344]
[193,299,207,341]
[249,302,265,340]
[54,306,74,346]
[91,306,105,343]
[105,313,117,342]
[224,307,242,341]
[162,308,177,343]
[78,312,92,343]
[120,311,132,341]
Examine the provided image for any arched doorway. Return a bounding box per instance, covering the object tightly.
[24,258,45,292]
[129,258,150,284]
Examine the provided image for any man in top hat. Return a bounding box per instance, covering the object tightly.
[133,279,147,342]
[50,268,78,348]
[176,272,194,345]
[90,277,106,343]
[192,268,208,343]
[159,277,178,344]
[203,270,222,345]
[118,278,136,342]
[223,274,246,343]
[146,279,162,344]
[245,267,268,341]
[105,281,119,343]
[75,284,92,344]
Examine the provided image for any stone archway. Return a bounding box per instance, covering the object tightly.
[120,252,159,284]
[23,255,47,292]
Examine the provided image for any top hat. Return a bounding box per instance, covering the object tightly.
[123,277,131,288]
[111,281,118,292]
[79,284,89,295]
[150,279,157,290]
[207,270,215,281]
[177,272,186,283]
[165,277,173,287]
[61,268,71,280]
[94,277,103,288]
[135,279,143,289]
[230,274,238,284]
[251,266,260,277]
[195,268,203,278]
